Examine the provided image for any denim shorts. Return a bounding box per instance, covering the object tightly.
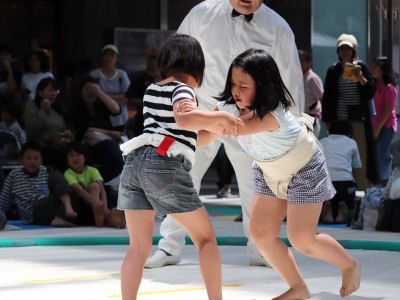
[117,146,203,216]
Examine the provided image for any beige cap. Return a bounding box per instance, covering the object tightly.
[102,44,119,55]
[337,34,358,49]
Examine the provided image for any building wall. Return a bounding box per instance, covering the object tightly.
[1,0,311,76]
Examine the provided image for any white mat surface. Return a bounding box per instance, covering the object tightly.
[0,245,398,300]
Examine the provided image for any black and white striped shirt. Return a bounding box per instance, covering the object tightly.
[337,68,361,118]
[120,81,198,164]
[0,166,49,224]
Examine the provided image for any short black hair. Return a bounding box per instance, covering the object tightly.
[329,120,353,136]
[20,141,42,157]
[66,142,88,157]
[219,48,294,120]
[23,50,50,73]
[298,50,312,63]
[157,33,205,86]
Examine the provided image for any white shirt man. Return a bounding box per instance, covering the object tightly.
[145,0,305,268]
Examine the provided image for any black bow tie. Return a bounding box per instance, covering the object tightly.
[232,8,253,22]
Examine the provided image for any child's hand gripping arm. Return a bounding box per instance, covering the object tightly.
[175,100,244,147]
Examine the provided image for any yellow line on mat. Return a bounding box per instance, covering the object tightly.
[107,284,243,298]
[24,273,121,283]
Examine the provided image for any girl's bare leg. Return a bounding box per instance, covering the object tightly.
[121,210,155,300]
[172,207,222,300]
[287,203,361,298]
[86,183,105,227]
[249,194,310,300]
[60,194,78,218]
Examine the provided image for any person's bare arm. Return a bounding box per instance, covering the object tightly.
[110,94,128,105]
[373,103,393,139]
[173,99,244,136]
[96,180,108,206]
[70,183,100,206]
[88,83,120,113]
[197,130,222,148]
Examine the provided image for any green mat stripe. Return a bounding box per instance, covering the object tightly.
[0,236,399,251]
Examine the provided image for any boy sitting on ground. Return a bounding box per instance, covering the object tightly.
[0,141,77,227]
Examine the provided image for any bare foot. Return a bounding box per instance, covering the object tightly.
[272,283,310,300]
[51,216,76,227]
[93,204,106,227]
[340,259,361,297]
[322,201,334,223]
[105,208,126,229]
[65,209,78,219]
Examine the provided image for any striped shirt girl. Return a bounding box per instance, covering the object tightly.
[120,81,198,164]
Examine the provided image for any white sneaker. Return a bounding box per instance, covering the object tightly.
[144,249,181,268]
[250,256,272,267]
[216,187,232,198]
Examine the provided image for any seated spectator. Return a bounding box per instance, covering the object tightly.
[298,49,324,137]
[21,50,54,102]
[64,142,125,228]
[0,44,22,105]
[71,76,124,182]
[0,100,26,159]
[23,77,72,171]
[90,44,130,132]
[320,120,362,225]
[125,46,159,138]
[0,141,77,227]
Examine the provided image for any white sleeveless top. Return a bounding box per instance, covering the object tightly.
[217,102,301,161]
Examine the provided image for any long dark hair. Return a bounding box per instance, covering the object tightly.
[157,33,205,86]
[373,56,396,86]
[218,48,294,120]
[34,77,63,115]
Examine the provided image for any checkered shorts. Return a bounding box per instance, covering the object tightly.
[253,145,336,204]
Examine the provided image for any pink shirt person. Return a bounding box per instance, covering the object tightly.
[372,81,398,132]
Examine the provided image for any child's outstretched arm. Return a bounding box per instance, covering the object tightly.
[174,99,244,136]
[173,99,244,136]
[176,100,229,148]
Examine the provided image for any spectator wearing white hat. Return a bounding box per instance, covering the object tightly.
[90,44,131,132]
[322,33,378,190]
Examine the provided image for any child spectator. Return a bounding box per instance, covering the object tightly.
[64,142,124,228]
[0,141,77,226]
[0,100,26,160]
[0,100,26,144]
[320,120,362,225]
